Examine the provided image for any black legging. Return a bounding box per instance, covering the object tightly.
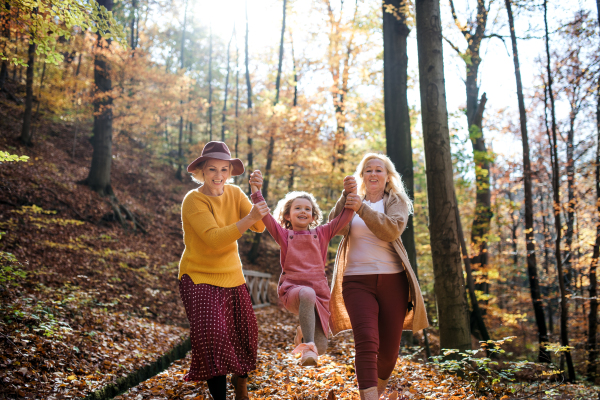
[206,374,248,400]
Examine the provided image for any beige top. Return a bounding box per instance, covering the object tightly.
[345,199,404,276]
[328,190,429,335]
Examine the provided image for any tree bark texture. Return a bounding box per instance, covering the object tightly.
[505,0,550,363]
[415,0,471,351]
[86,0,114,196]
[544,0,575,382]
[20,40,36,145]
[383,0,418,279]
[587,0,600,382]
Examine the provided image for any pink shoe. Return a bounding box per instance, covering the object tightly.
[294,326,303,347]
[292,342,318,366]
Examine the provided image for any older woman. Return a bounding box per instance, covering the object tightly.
[179,141,269,400]
[329,153,428,400]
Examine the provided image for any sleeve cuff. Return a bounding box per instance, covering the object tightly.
[251,191,264,203]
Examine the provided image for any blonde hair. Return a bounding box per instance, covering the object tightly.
[354,153,414,215]
[190,160,233,185]
[273,191,323,230]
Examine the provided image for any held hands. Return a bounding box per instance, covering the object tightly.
[345,193,362,212]
[343,176,357,196]
[249,170,263,193]
[250,200,270,222]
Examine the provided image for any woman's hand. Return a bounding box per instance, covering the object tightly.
[249,200,270,222]
[343,176,357,196]
[249,170,263,193]
[344,193,362,212]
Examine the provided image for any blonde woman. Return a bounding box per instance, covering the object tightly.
[328,153,428,400]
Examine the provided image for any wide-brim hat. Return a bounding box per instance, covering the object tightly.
[187,141,245,176]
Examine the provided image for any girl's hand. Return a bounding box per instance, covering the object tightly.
[250,170,263,193]
[343,176,357,196]
[344,193,362,212]
[249,200,270,221]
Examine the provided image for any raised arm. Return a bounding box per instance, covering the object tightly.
[250,190,287,247]
[184,198,252,249]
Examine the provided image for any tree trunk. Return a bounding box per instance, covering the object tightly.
[20,39,36,145]
[249,0,287,263]
[0,2,9,91]
[221,28,234,142]
[85,0,114,197]
[415,0,471,351]
[176,0,188,181]
[383,0,417,280]
[130,0,137,51]
[207,26,213,141]
[544,0,575,382]
[565,115,576,289]
[235,36,240,159]
[288,29,298,192]
[587,0,600,382]
[455,192,490,341]
[449,0,492,295]
[245,0,253,194]
[505,0,550,363]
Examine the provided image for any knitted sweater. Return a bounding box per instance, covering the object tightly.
[178,185,265,287]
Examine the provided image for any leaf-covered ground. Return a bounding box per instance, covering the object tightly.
[114,307,598,400]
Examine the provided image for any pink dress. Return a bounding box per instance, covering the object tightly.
[251,191,353,336]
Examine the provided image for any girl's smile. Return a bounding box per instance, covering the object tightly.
[285,198,315,231]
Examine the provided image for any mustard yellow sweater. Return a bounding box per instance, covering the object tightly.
[178,185,265,287]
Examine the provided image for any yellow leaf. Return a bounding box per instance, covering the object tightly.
[67,375,76,381]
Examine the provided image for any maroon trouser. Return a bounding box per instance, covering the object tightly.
[342,272,409,389]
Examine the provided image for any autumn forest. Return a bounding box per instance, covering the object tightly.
[1,0,600,399]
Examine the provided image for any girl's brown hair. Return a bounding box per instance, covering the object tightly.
[273,191,323,230]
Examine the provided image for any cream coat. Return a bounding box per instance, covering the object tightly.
[328,190,429,335]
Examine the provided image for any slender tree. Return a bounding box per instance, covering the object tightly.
[85,0,115,196]
[176,0,189,181]
[587,0,600,383]
[207,26,213,141]
[235,30,240,159]
[288,28,298,192]
[543,0,575,382]
[249,0,287,263]
[415,0,471,351]
[505,0,550,363]
[20,35,36,145]
[448,0,493,294]
[245,0,253,193]
[221,27,234,142]
[0,2,10,91]
[455,192,490,341]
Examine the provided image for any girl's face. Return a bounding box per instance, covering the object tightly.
[202,159,231,194]
[363,159,389,195]
[285,198,315,231]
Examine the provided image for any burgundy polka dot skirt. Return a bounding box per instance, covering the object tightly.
[179,274,258,381]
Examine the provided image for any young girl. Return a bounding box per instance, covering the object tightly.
[249,171,354,366]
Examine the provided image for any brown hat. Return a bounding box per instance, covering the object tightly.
[187,141,245,176]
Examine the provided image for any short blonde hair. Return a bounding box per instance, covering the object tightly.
[354,153,414,215]
[273,191,323,230]
[190,160,233,185]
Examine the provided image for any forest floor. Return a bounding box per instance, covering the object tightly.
[0,90,598,399]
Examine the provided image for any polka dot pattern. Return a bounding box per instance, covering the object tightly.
[179,274,258,382]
